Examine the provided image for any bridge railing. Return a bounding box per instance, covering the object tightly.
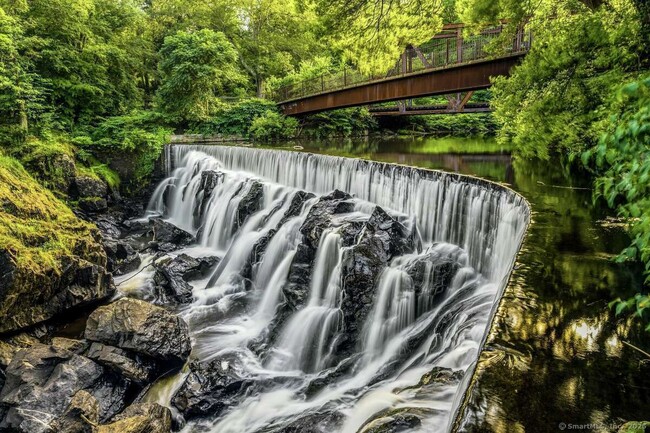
[270,23,531,103]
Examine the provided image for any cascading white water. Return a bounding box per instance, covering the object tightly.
[132,144,529,433]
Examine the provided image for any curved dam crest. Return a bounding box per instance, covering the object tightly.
[134,144,530,432]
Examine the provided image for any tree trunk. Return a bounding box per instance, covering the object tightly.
[18,100,28,133]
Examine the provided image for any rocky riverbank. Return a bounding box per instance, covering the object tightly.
[0,154,194,433]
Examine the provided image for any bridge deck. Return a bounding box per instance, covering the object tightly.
[278,54,523,116]
[274,23,530,116]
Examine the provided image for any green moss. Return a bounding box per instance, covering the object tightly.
[77,164,121,190]
[2,137,77,194]
[0,155,103,276]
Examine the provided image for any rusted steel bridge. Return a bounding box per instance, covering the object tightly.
[272,23,531,116]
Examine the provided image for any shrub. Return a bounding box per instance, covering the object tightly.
[188,99,278,137]
[250,111,299,142]
[583,75,650,329]
[301,107,377,138]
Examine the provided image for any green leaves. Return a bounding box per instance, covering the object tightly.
[155,29,247,122]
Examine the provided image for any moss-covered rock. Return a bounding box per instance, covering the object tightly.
[97,402,172,433]
[0,155,112,333]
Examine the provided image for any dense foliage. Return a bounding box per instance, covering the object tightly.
[156,29,247,123]
[584,75,650,328]
[488,0,643,158]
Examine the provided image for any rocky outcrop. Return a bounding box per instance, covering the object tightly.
[0,158,112,334]
[0,251,113,334]
[147,218,195,252]
[171,358,252,419]
[233,181,264,233]
[71,176,109,200]
[0,344,112,432]
[97,402,172,433]
[84,298,191,366]
[283,190,354,311]
[338,206,418,353]
[152,254,218,304]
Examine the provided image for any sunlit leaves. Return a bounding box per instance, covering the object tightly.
[487,0,643,158]
[155,29,247,122]
[321,0,444,75]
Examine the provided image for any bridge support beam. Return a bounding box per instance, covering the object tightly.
[279,54,523,116]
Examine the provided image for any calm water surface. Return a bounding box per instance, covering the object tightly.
[276,136,650,432]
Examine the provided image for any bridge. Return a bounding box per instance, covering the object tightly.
[272,23,531,116]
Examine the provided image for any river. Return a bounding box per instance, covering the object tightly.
[137,135,648,433]
[289,136,650,432]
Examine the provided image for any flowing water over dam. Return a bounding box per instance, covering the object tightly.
[130,144,530,432]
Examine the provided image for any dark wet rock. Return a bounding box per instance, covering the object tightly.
[233,181,264,233]
[305,355,360,397]
[171,358,252,419]
[71,176,108,199]
[276,190,316,227]
[105,241,142,275]
[95,214,123,241]
[404,246,461,300]
[79,196,109,213]
[300,190,354,250]
[200,170,223,197]
[152,254,219,304]
[358,411,421,433]
[84,298,191,366]
[365,206,420,258]
[158,254,219,282]
[51,389,100,433]
[97,402,172,433]
[86,342,157,384]
[284,190,354,308]
[275,411,345,433]
[0,250,113,334]
[0,344,104,433]
[337,206,418,355]
[91,371,132,422]
[149,218,195,247]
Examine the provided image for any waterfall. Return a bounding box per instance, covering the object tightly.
[135,144,529,433]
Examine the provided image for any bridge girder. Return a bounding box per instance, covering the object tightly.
[279,54,524,116]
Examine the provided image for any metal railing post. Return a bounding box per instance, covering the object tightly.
[457,27,463,63]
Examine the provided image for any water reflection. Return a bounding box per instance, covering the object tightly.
[289,136,650,432]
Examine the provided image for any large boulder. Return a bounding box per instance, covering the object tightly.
[71,175,108,199]
[233,181,264,233]
[338,206,419,353]
[86,342,157,384]
[84,298,191,366]
[148,218,195,250]
[97,402,172,433]
[153,254,218,304]
[51,390,100,433]
[0,252,113,334]
[0,158,112,334]
[0,344,105,432]
[171,358,252,419]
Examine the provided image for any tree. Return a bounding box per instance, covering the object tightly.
[155,29,247,122]
[0,6,39,135]
[318,0,445,75]
[484,0,643,158]
[232,0,321,96]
